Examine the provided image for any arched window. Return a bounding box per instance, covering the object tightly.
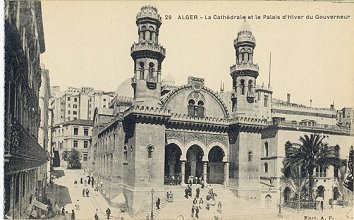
[123,146,128,162]
[130,146,133,159]
[148,62,154,77]
[244,53,249,63]
[248,150,253,162]
[139,62,144,79]
[264,163,268,173]
[141,26,146,40]
[240,80,245,95]
[197,100,205,118]
[147,145,154,159]
[248,80,253,92]
[264,95,269,107]
[149,31,152,41]
[264,142,269,157]
[188,99,195,116]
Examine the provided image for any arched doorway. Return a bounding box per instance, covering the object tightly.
[207,146,225,184]
[186,145,204,184]
[164,144,182,185]
[317,185,325,198]
[284,187,291,204]
[333,187,340,201]
[265,194,272,208]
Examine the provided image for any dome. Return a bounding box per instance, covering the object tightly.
[162,74,175,86]
[239,20,252,32]
[115,78,134,98]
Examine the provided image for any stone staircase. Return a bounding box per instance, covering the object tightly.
[133,198,169,220]
[131,184,280,220]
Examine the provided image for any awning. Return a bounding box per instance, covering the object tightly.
[32,198,48,211]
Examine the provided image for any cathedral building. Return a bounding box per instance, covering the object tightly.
[91,6,353,216]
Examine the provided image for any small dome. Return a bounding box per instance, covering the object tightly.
[162,74,175,86]
[116,78,134,98]
[239,20,252,32]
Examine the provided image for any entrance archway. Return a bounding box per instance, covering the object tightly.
[207,146,225,184]
[164,144,182,185]
[265,194,272,208]
[186,145,204,184]
[284,187,291,204]
[333,187,340,200]
[317,185,325,198]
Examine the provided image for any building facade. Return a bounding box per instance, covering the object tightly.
[50,86,115,125]
[4,0,48,218]
[91,6,353,217]
[52,119,93,168]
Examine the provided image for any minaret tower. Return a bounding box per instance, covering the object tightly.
[230,21,259,116]
[131,6,166,106]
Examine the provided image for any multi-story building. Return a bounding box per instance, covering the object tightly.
[90,5,352,217]
[51,86,115,125]
[4,0,48,218]
[52,119,93,168]
[50,87,114,168]
[38,68,52,186]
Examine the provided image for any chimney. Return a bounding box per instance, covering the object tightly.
[287,94,290,104]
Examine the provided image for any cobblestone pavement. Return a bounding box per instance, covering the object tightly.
[48,168,353,220]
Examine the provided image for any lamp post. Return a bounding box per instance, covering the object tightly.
[150,188,154,220]
[298,165,301,211]
[278,186,283,217]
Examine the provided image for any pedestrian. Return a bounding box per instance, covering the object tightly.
[106,208,111,219]
[92,177,95,188]
[217,201,222,213]
[74,180,77,184]
[195,205,199,219]
[156,197,161,209]
[185,187,189,199]
[88,177,91,185]
[199,198,204,210]
[196,187,200,198]
[61,206,65,215]
[193,197,198,205]
[82,188,86,197]
[191,205,195,217]
[94,213,99,220]
[86,188,90,197]
[71,210,75,220]
[80,177,83,184]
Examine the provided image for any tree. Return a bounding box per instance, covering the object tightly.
[67,149,82,169]
[283,134,340,202]
[344,147,353,192]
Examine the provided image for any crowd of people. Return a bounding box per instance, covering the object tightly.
[184,182,223,220]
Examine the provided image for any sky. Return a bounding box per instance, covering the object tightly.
[40,1,354,108]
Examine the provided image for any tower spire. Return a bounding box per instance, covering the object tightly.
[268,52,271,89]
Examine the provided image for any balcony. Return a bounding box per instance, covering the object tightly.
[230,63,259,73]
[146,75,157,89]
[131,41,166,58]
[273,120,351,135]
[5,117,48,172]
[247,90,256,103]
[131,76,137,87]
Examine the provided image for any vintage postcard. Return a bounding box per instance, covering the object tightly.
[3,1,353,220]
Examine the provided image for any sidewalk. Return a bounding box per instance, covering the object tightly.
[51,167,132,220]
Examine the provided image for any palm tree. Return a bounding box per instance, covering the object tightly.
[283,134,340,202]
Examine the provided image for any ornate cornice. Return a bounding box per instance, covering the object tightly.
[123,105,171,124]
